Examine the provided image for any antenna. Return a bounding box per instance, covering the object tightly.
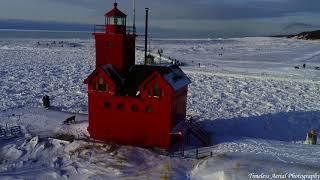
[148,36,151,54]
[133,0,136,32]
[144,8,149,65]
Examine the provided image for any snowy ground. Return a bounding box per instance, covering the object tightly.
[0,37,320,179]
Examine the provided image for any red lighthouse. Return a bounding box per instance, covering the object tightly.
[84,3,192,150]
[94,2,136,75]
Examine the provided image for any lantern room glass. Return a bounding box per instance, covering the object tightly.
[106,17,126,26]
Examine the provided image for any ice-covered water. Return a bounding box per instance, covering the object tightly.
[0,37,320,179]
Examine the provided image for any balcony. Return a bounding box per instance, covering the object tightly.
[93,25,136,35]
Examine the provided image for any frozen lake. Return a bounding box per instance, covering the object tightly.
[0,37,320,179]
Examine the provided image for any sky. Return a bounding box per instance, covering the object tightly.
[0,0,319,38]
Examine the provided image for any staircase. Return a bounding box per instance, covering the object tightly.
[187,120,210,146]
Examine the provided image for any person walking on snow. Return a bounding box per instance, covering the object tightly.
[305,129,317,145]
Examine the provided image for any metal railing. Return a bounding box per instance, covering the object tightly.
[93,25,105,32]
[170,148,215,159]
[126,26,136,34]
[186,119,210,146]
[93,25,136,35]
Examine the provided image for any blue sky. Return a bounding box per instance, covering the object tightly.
[0,0,319,37]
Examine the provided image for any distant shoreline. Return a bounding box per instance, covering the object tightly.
[273,30,320,40]
[0,29,91,33]
[1,29,319,40]
[0,29,92,39]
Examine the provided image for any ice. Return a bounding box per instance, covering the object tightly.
[0,37,320,179]
[0,39,94,113]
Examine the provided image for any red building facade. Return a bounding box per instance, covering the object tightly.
[84,3,191,150]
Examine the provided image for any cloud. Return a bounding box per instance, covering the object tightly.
[0,0,319,37]
[3,0,320,22]
[0,0,97,23]
[46,0,320,20]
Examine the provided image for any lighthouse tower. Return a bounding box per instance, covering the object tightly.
[94,2,136,75]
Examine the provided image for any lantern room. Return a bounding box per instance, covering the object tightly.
[104,3,127,34]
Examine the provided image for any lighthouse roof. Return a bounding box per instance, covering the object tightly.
[105,3,127,17]
[124,65,191,96]
[84,64,191,97]
[83,64,124,86]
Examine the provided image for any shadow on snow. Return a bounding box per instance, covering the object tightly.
[197,111,320,144]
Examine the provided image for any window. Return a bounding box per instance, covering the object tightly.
[121,17,126,25]
[146,106,152,113]
[131,105,138,112]
[107,17,126,26]
[104,102,111,108]
[153,81,159,96]
[117,104,125,110]
[97,77,107,91]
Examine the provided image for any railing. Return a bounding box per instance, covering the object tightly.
[126,26,136,34]
[186,120,210,146]
[93,25,136,35]
[170,147,215,159]
[167,118,212,159]
[93,25,105,32]
[188,147,216,159]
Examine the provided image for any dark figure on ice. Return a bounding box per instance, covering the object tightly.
[42,95,50,108]
[198,63,201,67]
[64,116,76,125]
[303,64,306,69]
[306,129,317,145]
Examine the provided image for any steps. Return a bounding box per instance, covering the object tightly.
[187,120,210,146]
[168,120,211,159]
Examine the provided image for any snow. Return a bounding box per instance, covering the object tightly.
[0,39,93,113]
[164,67,191,91]
[0,37,320,179]
[191,140,320,180]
